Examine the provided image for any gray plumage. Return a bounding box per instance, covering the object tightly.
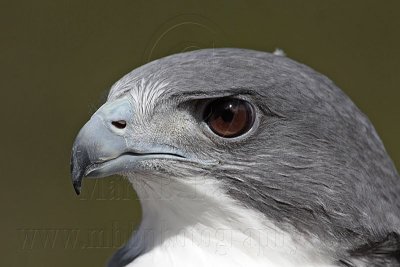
[71,48,400,266]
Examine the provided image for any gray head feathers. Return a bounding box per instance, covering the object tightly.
[74,48,400,266]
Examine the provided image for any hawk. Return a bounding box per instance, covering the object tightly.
[71,48,400,266]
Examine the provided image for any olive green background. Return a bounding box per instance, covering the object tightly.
[1,0,399,266]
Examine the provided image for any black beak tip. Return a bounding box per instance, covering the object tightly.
[71,147,88,196]
[73,180,82,195]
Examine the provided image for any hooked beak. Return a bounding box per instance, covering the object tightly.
[70,114,132,195]
[70,99,185,195]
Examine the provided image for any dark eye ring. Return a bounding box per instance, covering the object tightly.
[203,98,255,138]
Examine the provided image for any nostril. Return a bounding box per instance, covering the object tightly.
[111,120,127,129]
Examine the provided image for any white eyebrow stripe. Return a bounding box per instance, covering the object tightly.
[109,77,169,120]
[135,78,168,117]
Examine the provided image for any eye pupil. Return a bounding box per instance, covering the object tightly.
[203,98,255,138]
[221,107,234,122]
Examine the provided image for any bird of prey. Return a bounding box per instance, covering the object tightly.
[70,48,400,267]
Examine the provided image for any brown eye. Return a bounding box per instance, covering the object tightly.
[203,98,255,138]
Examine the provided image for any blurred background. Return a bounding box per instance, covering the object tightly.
[1,0,399,266]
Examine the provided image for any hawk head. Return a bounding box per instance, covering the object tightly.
[71,48,400,266]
